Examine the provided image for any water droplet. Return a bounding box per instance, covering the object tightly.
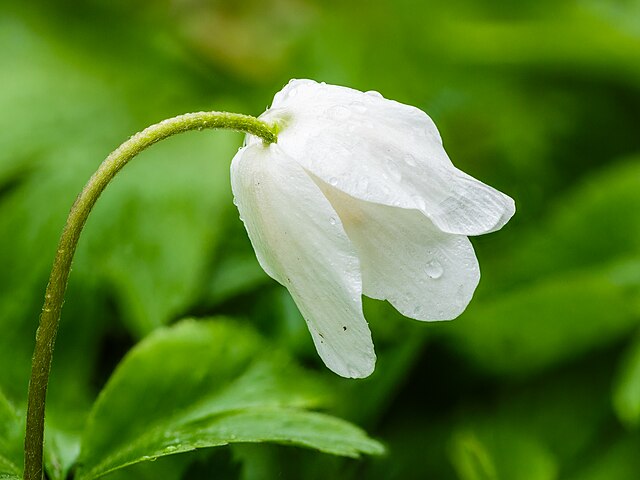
[365,90,383,99]
[329,216,337,225]
[327,105,352,120]
[164,445,178,453]
[329,177,338,186]
[232,197,238,206]
[404,154,417,166]
[424,260,443,279]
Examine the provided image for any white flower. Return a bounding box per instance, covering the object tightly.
[230,79,515,378]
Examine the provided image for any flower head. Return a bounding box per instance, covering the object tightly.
[231,79,515,378]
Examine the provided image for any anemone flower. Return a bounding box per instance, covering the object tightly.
[230,79,515,378]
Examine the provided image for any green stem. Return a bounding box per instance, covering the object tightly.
[23,111,277,480]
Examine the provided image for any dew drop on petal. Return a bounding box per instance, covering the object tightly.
[424,260,443,279]
[329,177,338,186]
[365,90,383,99]
[329,216,337,225]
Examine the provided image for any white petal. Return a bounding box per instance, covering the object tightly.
[230,143,376,378]
[255,79,514,236]
[316,179,480,320]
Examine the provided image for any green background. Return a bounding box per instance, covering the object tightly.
[1,0,640,478]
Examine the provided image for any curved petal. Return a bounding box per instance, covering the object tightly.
[230,143,376,378]
[253,79,514,236]
[316,178,480,321]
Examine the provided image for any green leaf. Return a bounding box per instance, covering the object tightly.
[439,159,640,377]
[77,131,237,336]
[0,11,241,341]
[450,432,498,480]
[486,159,640,292]
[76,319,383,480]
[566,434,640,480]
[613,335,640,428]
[450,427,557,480]
[0,390,23,479]
[443,262,640,376]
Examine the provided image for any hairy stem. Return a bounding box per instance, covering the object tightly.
[23,111,277,480]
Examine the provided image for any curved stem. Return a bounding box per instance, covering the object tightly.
[23,111,277,480]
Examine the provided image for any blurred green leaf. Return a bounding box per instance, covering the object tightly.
[613,335,640,428]
[444,263,640,376]
[77,131,236,336]
[76,319,383,480]
[0,391,23,479]
[487,159,640,291]
[202,214,271,308]
[450,431,498,480]
[44,422,83,480]
[442,158,640,377]
[89,453,193,480]
[232,444,281,480]
[566,434,640,480]
[0,9,240,345]
[450,427,557,480]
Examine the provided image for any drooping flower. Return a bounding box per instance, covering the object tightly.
[230,79,515,378]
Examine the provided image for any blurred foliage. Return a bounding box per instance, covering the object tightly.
[1,0,640,478]
[76,320,382,480]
